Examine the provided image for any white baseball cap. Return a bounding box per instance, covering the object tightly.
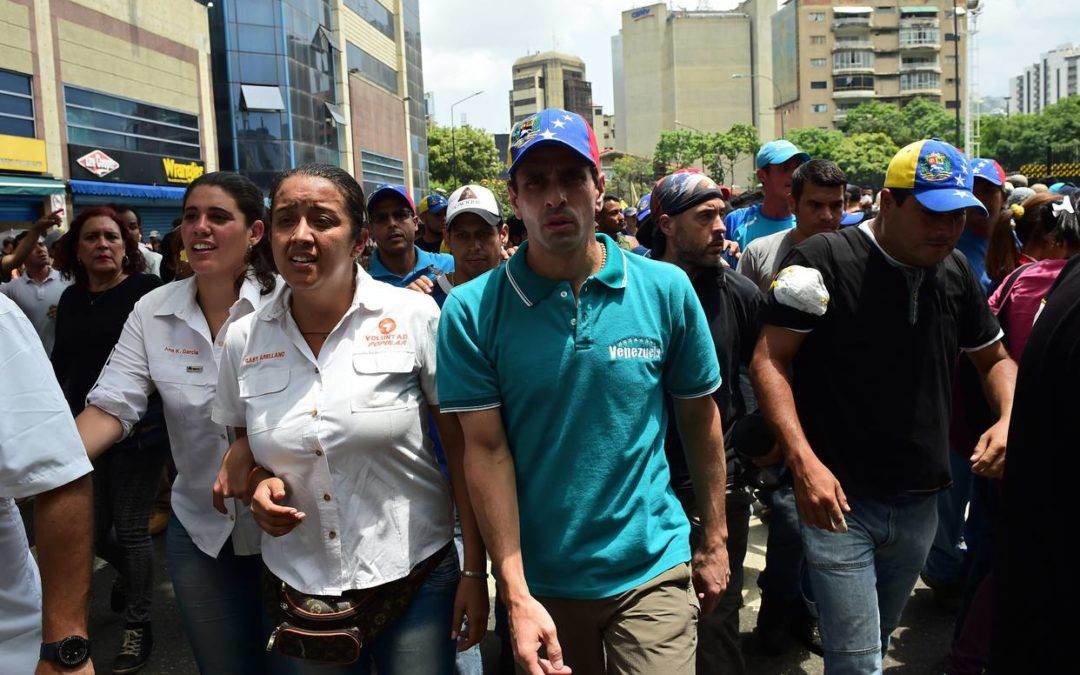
[445,184,501,229]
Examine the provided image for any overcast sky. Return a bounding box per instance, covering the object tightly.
[418,0,1079,134]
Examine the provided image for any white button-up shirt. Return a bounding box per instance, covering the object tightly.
[87,275,281,557]
[0,268,71,355]
[213,265,452,595]
[1,295,92,672]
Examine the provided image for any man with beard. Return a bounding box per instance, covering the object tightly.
[437,108,729,675]
[366,183,454,288]
[751,139,1016,673]
[651,170,762,674]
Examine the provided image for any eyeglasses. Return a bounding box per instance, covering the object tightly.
[370,209,414,225]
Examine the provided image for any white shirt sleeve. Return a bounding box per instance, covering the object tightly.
[415,297,440,407]
[212,315,249,428]
[0,298,92,498]
[85,299,155,438]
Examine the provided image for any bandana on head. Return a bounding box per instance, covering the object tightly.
[650,171,726,222]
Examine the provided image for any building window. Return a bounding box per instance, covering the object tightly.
[346,41,399,93]
[809,11,826,22]
[810,36,826,45]
[811,80,828,90]
[240,85,286,111]
[343,0,395,41]
[901,71,941,91]
[360,150,405,194]
[877,6,896,12]
[513,76,538,89]
[834,75,874,91]
[945,100,959,109]
[64,85,200,159]
[944,55,957,65]
[811,104,828,113]
[514,97,537,107]
[834,51,874,70]
[900,26,939,46]
[811,58,827,67]
[0,69,34,138]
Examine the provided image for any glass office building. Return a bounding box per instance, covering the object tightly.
[209,0,346,190]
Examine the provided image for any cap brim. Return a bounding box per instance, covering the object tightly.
[974,174,1003,187]
[446,207,501,228]
[757,149,811,169]
[914,187,988,216]
[509,138,596,173]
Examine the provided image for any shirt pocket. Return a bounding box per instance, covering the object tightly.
[239,366,292,433]
[351,350,416,411]
[147,358,215,425]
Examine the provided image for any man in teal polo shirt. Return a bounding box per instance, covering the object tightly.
[437,108,731,675]
[366,183,455,287]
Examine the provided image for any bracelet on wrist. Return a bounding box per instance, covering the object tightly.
[461,569,489,580]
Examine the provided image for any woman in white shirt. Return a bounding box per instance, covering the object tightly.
[212,164,488,674]
[74,172,292,674]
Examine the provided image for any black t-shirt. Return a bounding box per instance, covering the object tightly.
[665,265,763,501]
[994,255,1080,670]
[52,273,162,415]
[763,225,1001,498]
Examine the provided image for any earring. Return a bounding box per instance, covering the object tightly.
[122,254,129,265]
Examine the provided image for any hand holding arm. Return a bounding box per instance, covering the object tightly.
[212,430,256,513]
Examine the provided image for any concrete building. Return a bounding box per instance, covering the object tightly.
[773,0,968,133]
[508,51,593,126]
[592,105,616,151]
[611,0,772,179]
[210,0,428,200]
[1010,44,1080,115]
[0,0,214,232]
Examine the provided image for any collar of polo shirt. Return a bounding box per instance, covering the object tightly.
[504,233,628,307]
[152,275,266,322]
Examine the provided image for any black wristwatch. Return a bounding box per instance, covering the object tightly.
[40,635,91,668]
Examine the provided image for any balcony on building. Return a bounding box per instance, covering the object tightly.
[900,72,941,95]
[833,74,875,99]
[833,50,875,75]
[833,39,872,52]
[900,56,941,74]
[832,5,872,32]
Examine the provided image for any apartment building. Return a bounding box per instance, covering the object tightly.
[508,51,593,126]
[1010,44,1080,115]
[773,0,968,132]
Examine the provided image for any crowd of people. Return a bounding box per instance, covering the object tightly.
[1,106,1077,675]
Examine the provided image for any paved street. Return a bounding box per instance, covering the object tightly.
[83,512,956,674]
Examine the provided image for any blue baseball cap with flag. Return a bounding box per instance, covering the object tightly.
[507,108,600,173]
[971,158,1006,187]
[755,139,810,170]
[636,193,652,222]
[418,194,448,215]
[367,183,416,212]
[884,139,986,215]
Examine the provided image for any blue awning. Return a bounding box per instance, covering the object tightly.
[69,180,186,201]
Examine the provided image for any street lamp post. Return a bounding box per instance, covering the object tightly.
[732,73,785,137]
[450,90,484,185]
[950,2,966,146]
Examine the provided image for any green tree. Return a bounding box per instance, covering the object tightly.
[841,101,905,139]
[899,97,956,145]
[719,123,761,186]
[427,124,501,192]
[783,128,844,162]
[979,96,1080,171]
[609,155,654,203]
[476,177,513,220]
[832,132,899,187]
[653,130,708,172]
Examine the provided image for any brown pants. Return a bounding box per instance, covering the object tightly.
[528,563,699,675]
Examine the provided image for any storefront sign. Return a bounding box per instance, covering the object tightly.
[0,134,48,173]
[68,144,205,185]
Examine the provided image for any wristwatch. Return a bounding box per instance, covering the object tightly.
[40,635,91,667]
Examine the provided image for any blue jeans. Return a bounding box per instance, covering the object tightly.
[165,515,294,674]
[924,449,973,584]
[757,485,814,621]
[800,493,938,675]
[290,548,459,675]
